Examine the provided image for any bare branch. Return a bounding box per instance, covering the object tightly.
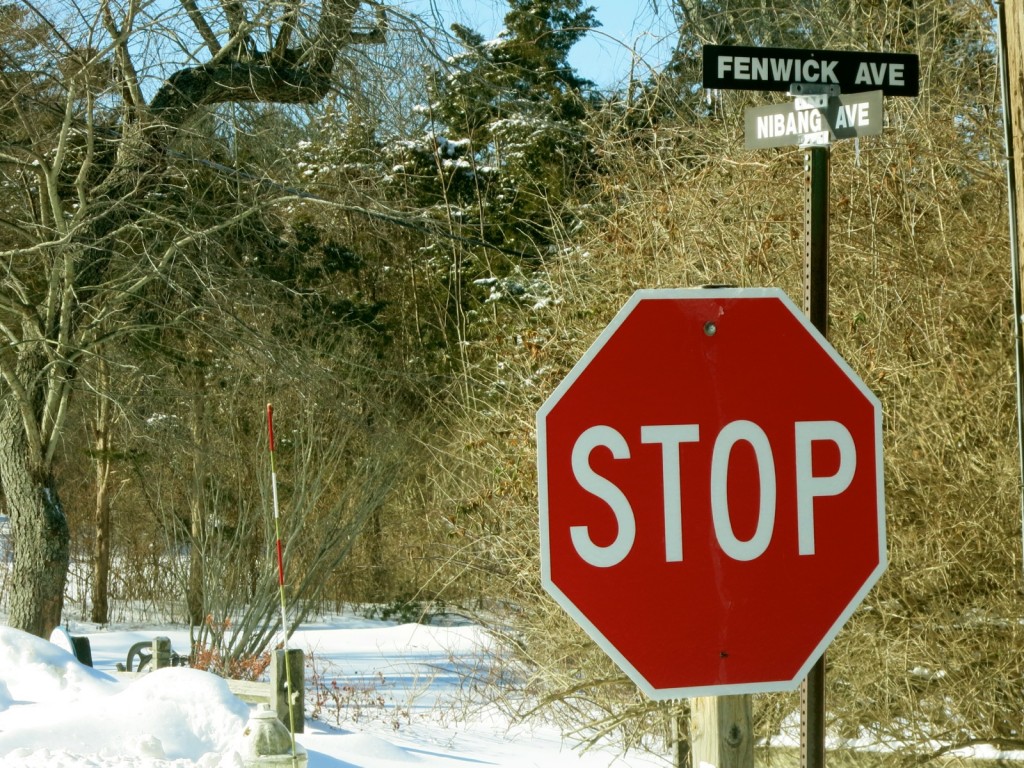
[71,90,95,224]
[0,344,47,465]
[150,60,334,127]
[222,0,247,43]
[179,0,220,57]
[271,0,301,60]
[101,0,144,111]
[148,1,386,128]
[347,3,388,45]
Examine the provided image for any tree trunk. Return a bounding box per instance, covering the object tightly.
[187,507,206,627]
[0,399,69,637]
[368,507,389,599]
[186,364,208,628]
[91,470,111,624]
[90,357,113,624]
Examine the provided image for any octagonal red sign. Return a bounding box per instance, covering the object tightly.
[537,287,885,700]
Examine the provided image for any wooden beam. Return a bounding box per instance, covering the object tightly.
[691,695,754,768]
[1005,1,1024,237]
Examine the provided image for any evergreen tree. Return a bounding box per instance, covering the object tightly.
[391,0,599,258]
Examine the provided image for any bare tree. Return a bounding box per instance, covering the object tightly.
[0,0,387,637]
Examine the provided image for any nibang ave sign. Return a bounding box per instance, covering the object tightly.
[537,288,886,700]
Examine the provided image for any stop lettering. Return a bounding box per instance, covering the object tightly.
[571,417,856,567]
[537,288,885,700]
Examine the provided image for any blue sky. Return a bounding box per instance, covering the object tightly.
[406,1,678,86]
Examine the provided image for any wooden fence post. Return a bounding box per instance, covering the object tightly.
[272,648,305,734]
[152,636,172,669]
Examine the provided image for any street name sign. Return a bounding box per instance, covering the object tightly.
[745,90,884,149]
[537,288,886,700]
[703,44,919,97]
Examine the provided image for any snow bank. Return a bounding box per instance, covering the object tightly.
[0,627,248,767]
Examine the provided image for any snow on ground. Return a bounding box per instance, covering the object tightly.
[0,615,671,768]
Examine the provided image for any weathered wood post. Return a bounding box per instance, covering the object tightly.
[691,696,754,768]
[272,648,305,734]
[997,0,1024,577]
[152,636,172,669]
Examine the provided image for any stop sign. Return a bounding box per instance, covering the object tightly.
[537,287,885,700]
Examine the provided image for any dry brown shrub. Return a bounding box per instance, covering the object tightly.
[424,7,1024,756]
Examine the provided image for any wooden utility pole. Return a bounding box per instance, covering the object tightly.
[999,0,1024,570]
[1004,4,1024,197]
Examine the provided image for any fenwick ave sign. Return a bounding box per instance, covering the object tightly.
[703,45,919,97]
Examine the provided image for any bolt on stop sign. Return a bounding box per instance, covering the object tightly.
[537,288,886,700]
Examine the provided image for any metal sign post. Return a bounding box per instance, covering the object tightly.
[795,81,834,768]
[797,83,835,336]
[804,144,829,332]
[802,138,830,768]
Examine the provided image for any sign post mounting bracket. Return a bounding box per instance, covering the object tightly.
[788,82,842,97]
[790,83,840,149]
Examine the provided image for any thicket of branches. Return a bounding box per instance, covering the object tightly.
[1,0,1022,759]
[411,0,1023,760]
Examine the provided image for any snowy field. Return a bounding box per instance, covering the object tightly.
[4,611,1024,767]
[0,614,672,768]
